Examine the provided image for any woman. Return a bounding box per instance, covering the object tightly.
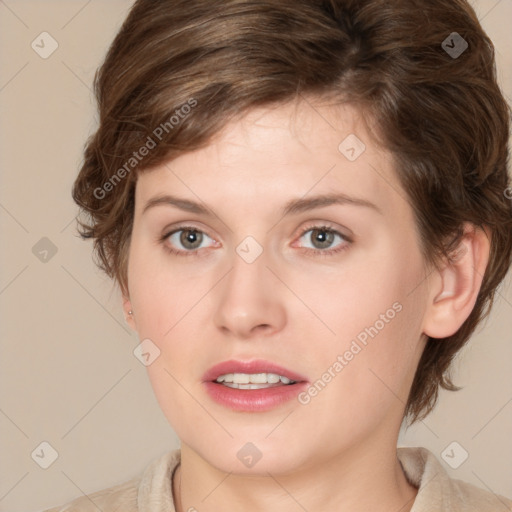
[46,0,512,510]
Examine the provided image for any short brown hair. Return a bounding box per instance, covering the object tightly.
[73,0,512,423]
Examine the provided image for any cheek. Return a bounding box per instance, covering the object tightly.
[126,246,221,421]
[140,311,210,436]
[127,241,207,338]
[292,299,423,446]
[290,242,425,414]
[285,239,420,348]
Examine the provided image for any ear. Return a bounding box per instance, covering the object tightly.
[422,223,491,339]
[122,294,137,331]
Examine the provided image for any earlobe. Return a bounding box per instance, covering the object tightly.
[423,224,490,339]
[122,295,137,331]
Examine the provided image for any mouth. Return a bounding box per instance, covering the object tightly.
[202,359,309,412]
[202,359,308,386]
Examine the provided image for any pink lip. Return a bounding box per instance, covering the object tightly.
[202,359,309,413]
[202,359,308,383]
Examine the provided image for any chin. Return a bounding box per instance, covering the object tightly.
[213,450,301,475]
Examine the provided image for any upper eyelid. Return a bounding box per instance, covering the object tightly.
[162,222,345,237]
[162,222,215,238]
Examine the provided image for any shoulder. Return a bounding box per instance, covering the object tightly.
[42,476,140,512]
[398,446,512,512]
[43,449,181,512]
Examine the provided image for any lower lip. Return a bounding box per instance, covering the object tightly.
[203,381,309,412]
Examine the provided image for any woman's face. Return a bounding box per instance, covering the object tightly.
[126,100,430,474]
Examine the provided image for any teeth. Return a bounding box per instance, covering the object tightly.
[215,373,296,385]
[222,382,278,389]
[234,373,250,384]
[248,373,268,384]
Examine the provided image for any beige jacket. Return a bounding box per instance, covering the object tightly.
[44,447,512,511]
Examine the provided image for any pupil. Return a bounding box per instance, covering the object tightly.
[181,229,202,249]
[312,229,333,249]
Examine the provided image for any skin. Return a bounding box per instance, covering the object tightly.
[123,98,490,512]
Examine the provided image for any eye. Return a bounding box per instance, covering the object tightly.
[296,225,351,255]
[162,226,218,256]
[160,223,351,258]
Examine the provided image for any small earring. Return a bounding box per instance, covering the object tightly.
[128,310,133,316]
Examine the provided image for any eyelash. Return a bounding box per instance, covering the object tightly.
[158,223,352,259]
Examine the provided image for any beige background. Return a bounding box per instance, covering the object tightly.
[0,1,511,511]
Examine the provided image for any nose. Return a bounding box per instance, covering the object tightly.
[213,247,287,339]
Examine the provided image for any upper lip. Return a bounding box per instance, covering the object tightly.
[202,359,308,383]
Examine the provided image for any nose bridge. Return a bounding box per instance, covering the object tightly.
[213,239,286,337]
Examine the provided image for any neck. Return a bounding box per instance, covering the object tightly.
[172,441,418,512]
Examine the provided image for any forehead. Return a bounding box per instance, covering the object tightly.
[135,100,409,220]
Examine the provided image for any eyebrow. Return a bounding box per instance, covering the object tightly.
[142,192,382,217]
